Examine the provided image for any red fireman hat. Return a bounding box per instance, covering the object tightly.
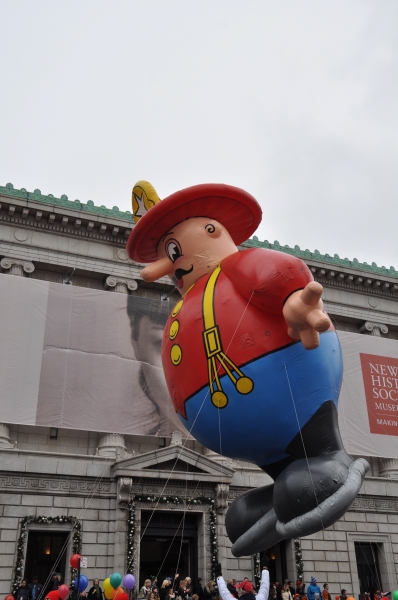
[126,181,262,263]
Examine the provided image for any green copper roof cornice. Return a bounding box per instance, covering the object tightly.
[0,182,134,221]
[243,236,398,279]
[1,182,396,279]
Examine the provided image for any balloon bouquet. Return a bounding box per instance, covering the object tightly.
[103,573,136,600]
[28,554,136,600]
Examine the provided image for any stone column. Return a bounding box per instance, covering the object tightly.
[379,458,398,479]
[0,258,35,277]
[105,276,138,294]
[215,483,230,571]
[112,478,133,572]
[0,423,14,448]
[359,321,389,336]
[96,433,129,459]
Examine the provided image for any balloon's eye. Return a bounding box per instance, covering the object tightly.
[166,239,182,263]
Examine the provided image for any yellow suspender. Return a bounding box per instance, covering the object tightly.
[202,266,253,408]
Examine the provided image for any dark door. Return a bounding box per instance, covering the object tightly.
[24,531,69,587]
[260,540,287,585]
[140,510,198,588]
[355,542,382,596]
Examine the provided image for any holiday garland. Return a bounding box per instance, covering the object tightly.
[294,538,303,578]
[12,515,82,594]
[127,495,218,579]
[254,553,261,589]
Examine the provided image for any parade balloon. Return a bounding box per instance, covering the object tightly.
[74,575,88,592]
[123,575,135,591]
[127,180,369,557]
[69,554,81,569]
[58,585,70,600]
[392,592,398,600]
[110,574,123,590]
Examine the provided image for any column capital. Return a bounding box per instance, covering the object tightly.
[105,275,138,293]
[0,257,35,277]
[215,482,229,514]
[379,458,398,479]
[358,321,389,336]
[0,423,15,448]
[117,477,133,509]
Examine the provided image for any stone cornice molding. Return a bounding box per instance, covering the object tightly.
[1,182,134,221]
[350,494,398,512]
[244,236,398,280]
[0,471,113,497]
[0,257,35,276]
[111,445,235,483]
[0,208,131,247]
[310,266,398,299]
[105,275,138,293]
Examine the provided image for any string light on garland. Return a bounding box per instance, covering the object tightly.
[128,495,218,579]
[254,553,261,590]
[294,538,303,578]
[126,498,136,574]
[12,515,81,595]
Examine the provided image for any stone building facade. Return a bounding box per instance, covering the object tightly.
[1,182,398,598]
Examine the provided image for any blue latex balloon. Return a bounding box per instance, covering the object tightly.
[74,575,88,592]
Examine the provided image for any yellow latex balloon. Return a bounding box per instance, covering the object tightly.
[103,579,112,595]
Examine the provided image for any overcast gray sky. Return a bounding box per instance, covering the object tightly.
[1,1,397,269]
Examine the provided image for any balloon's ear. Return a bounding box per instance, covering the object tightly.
[205,222,222,238]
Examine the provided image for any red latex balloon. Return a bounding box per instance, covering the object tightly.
[117,594,129,600]
[69,553,81,569]
[5,595,15,600]
[58,585,70,600]
[111,588,124,599]
[45,592,61,600]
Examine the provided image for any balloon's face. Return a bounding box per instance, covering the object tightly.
[148,217,238,295]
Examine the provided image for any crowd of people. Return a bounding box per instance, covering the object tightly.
[13,571,389,600]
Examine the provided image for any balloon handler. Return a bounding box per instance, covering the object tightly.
[126,181,369,556]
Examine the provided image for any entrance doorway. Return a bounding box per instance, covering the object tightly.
[355,542,382,596]
[260,541,287,584]
[139,510,198,588]
[24,531,69,585]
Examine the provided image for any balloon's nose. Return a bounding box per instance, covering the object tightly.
[141,256,173,282]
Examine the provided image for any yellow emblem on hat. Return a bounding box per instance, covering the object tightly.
[132,181,161,224]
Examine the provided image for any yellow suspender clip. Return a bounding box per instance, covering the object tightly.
[202,266,253,408]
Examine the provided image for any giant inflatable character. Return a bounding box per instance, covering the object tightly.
[126,181,369,556]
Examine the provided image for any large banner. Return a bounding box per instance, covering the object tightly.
[0,274,185,436]
[338,331,398,458]
[1,272,398,456]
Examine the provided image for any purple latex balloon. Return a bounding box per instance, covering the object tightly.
[123,575,136,591]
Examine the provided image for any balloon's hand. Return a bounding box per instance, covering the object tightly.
[283,282,331,350]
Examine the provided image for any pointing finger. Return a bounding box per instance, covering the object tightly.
[300,328,320,350]
[300,281,324,306]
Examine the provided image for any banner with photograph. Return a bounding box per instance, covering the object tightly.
[1,272,398,456]
[0,273,185,436]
